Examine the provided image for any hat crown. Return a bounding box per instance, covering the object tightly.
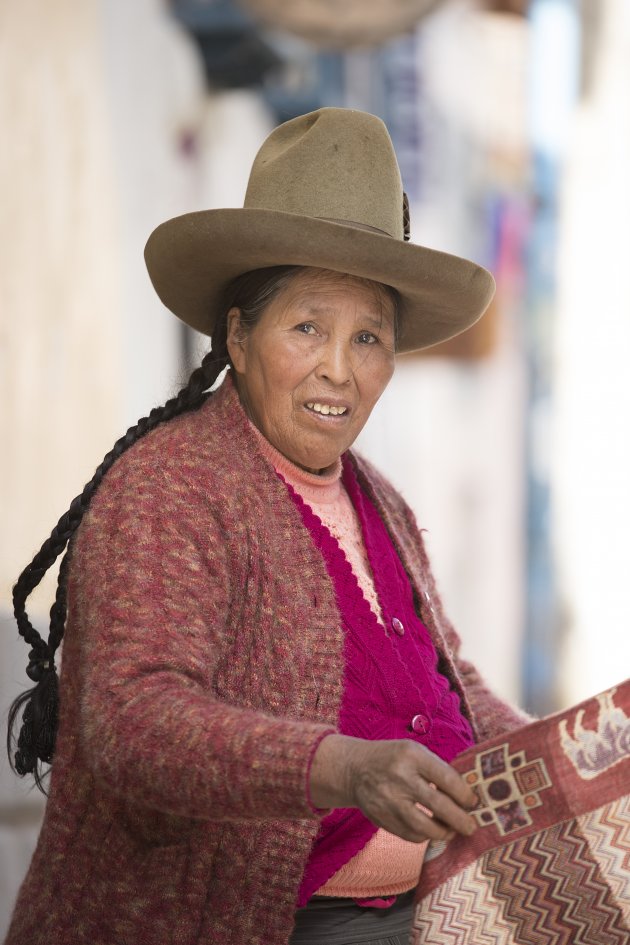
[244,108,404,240]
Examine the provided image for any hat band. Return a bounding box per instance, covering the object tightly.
[317,192,410,242]
[318,217,393,238]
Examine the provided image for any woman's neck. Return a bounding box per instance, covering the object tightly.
[229,371,340,478]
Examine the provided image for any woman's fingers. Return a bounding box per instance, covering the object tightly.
[366,789,475,844]
[412,746,477,810]
[358,793,459,844]
[414,779,477,837]
[383,803,456,844]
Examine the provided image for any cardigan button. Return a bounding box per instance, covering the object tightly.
[411,713,429,735]
[391,617,405,636]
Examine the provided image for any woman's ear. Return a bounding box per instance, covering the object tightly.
[226,307,247,374]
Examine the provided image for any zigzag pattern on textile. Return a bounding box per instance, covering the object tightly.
[487,813,628,944]
[411,800,630,945]
[579,795,630,914]
[412,857,520,944]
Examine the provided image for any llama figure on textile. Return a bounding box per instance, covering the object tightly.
[559,687,630,780]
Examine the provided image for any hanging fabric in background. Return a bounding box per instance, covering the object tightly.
[341,31,424,203]
[412,678,630,944]
[380,34,423,206]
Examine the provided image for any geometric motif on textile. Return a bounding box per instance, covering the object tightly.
[413,678,630,945]
[464,744,552,836]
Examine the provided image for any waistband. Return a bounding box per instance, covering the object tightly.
[289,890,416,945]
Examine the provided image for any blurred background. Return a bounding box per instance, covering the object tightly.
[1,0,629,930]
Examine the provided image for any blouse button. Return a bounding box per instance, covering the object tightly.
[391,617,405,636]
[411,714,429,735]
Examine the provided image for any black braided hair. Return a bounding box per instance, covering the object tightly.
[7,265,302,792]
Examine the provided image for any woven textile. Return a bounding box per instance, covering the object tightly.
[412,679,630,944]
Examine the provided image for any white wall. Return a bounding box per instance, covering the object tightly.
[553,0,630,706]
[0,1,205,935]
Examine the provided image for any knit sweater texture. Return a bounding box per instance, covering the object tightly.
[6,374,529,945]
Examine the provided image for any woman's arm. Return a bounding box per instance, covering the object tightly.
[72,458,334,824]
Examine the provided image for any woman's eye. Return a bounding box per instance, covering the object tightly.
[296,322,317,334]
[357,331,377,345]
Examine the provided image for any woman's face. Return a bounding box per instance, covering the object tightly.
[227,268,397,474]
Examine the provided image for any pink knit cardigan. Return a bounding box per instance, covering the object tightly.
[6,375,529,945]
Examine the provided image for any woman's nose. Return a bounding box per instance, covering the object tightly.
[315,340,352,385]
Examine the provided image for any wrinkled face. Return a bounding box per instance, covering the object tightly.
[227,268,397,474]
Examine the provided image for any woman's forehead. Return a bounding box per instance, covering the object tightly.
[272,268,396,317]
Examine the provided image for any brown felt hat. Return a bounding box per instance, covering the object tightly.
[144,107,495,353]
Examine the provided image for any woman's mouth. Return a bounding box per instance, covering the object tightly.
[305,401,348,417]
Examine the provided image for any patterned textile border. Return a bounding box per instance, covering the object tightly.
[412,679,630,944]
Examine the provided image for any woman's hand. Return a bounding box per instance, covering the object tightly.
[309,734,478,843]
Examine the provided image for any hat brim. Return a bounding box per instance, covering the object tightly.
[144,208,495,354]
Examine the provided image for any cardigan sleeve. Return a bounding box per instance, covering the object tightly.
[69,453,334,823]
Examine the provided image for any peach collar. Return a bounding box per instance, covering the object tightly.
[247,420,343,506]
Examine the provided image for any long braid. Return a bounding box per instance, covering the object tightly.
[7,340,229,791]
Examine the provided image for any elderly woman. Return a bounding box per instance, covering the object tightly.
[6,108,528,945]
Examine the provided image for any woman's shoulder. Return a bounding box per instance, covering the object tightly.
[105,378,251,484]
[82,378,263,529]
[349,451,418,524]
